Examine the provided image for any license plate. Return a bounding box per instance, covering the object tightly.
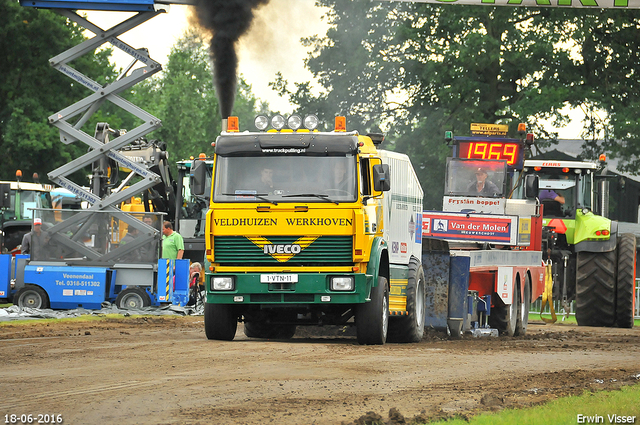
[260,274,298,283]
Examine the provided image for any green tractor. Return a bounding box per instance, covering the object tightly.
[0,172,53,255]
[523,159,636,328]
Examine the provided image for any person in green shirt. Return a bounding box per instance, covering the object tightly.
[162,221,184,260]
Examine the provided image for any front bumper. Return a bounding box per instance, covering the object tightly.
[206,272,371,304]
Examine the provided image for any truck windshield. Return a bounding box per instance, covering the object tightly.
[444,158,507,198]
[213,155,357,203]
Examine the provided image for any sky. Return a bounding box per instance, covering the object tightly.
[84,1,585,139]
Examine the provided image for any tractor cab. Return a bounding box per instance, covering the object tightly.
[523,160,597,219]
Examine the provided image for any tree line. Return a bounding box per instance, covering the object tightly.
[2,0,640,208]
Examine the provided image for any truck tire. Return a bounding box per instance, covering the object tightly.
[575,250,616,327]
[15,285,49,309]
[489,277,518,337]
[515,274,531,336]
[204,303,237,341]
[387,258,426,343]
[244,322,297,339]
[356,276,389,345]
[115,287,151,309]
[615,233,636,329]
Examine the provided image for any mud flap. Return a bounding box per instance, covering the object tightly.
[539,262,557,324]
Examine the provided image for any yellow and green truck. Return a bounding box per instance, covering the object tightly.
[192,115,424,344]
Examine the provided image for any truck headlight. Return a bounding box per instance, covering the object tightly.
[211,277,235,291]
[330,276,354,291]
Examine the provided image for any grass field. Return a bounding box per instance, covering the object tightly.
[536,313,640,327]
[427,384,640,425]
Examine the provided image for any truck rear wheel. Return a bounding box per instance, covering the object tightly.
[356,276,389,345]
[576,250,616,327]
[387,258,425,343]
[244,311,297,339]
[489,277,518,337]
[115,287,151,309]
[515,274,531,336]
[204,303,238,341]
[244,322,297,339]
[615,233,636,329]
[15,285,49,309]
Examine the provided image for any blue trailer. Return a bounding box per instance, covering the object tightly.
[1,253,190,310]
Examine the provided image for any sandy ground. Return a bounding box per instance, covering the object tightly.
[0,316,639,425]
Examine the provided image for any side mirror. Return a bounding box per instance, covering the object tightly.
[190,159,207,196]
[373,164,391,192]
[524,174,539,199]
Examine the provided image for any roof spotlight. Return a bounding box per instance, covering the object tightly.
[271,114,286,130]
[288,114,302,130]
[254,115,269,131]
[304,114,319,130]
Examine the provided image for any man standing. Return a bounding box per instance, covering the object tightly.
[161,221,184,260]
[21,218,47,259]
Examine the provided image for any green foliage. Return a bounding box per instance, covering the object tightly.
[1,9,264,186]
[283,1,640,205]
[0,1,117,183]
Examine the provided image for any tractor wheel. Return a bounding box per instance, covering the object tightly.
[15,285,50,309]
[615,233,636,329]
[204,303,238,341]
[356,276,389,345]
[489,277,518,337]
[515,274,531,336]
[575,250,616,327]
[387,257,426,343]
[115,287,151,310]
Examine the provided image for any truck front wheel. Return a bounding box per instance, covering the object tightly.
[356,276,389,345]
[387,258,426,343]
[204,303,238,341]
[575,250,616,327]
[615,233,636,329]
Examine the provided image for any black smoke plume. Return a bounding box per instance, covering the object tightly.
[194,0,269,119]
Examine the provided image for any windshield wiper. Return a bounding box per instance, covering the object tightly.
[282,193,338,205]
[222,193,278,205]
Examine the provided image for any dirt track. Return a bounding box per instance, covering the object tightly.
[1,316,639,425]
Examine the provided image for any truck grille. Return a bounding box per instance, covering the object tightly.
[214,235,353,265]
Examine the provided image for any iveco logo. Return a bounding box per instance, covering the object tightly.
[264,244,302,255]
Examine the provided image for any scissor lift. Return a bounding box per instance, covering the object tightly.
[20,0,171,263]
[9,0,190,307]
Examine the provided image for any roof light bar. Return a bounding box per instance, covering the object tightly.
[255,115,269,131]
[288,115,302,130]
[304,115,319,130]
[271,115,286,130]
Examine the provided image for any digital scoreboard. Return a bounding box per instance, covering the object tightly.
[457,140,523,168]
